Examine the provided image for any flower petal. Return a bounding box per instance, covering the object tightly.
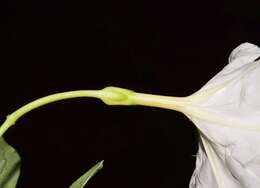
[188,43,260,188]
[228,42,260,66]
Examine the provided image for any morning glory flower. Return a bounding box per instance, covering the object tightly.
[0,41,259,188]
[100,43,260,188]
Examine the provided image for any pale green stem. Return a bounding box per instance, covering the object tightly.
[0,90,99,137]
[0,86,189,137]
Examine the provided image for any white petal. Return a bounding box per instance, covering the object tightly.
[228,42,260,66]
[187,43,260,188]
[193,43,260,95]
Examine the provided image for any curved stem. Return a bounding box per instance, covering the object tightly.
[0,86,189,137]
[0,90,100,137]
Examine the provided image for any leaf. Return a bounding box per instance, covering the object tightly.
[69,160,104,188]
[0,137,21,188]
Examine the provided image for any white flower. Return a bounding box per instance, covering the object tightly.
[99,42,260,188]
[188,43,260,188]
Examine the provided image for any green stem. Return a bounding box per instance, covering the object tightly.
[0,86,189,137]
[0,90,98,137]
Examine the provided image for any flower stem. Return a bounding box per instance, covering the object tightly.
[0,86,188,137]
[0,90,100,137]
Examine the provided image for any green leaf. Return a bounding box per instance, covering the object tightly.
[69,160,104,188]
[0,137,21,188]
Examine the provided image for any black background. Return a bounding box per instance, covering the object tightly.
[3,0,260,187]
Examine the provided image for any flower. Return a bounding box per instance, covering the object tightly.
[99,42,260,187]
[187,43,260,188]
